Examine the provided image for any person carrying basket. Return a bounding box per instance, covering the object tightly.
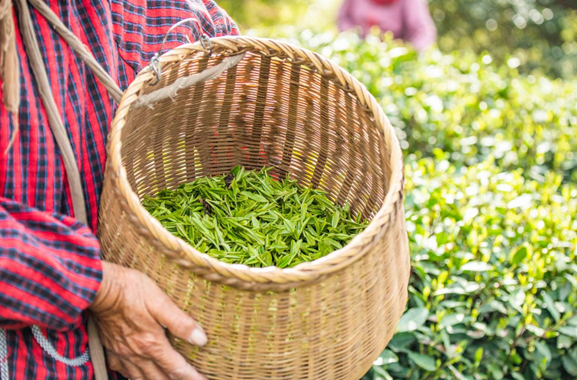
[0,1,238,379]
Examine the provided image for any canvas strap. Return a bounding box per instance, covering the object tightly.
[6,1,123,379]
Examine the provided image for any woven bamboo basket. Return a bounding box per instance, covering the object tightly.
[99,36,410,380]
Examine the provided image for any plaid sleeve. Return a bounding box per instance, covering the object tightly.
[0,198,102,331]
[110,0,240,74]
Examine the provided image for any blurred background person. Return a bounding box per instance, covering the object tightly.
[337,0,437,51]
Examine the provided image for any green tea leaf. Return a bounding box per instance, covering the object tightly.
[511,245,528,265]
[542,292,560,322]
[559,326,577,338]
[460,261,493,272]
[241,191,269,203]
[331,211,340,228]
[143,166,369,268]
[374,349,399,366]
[534,341,552,366]
[474,347,483,364]
[397,308,429,332]
[407,352,437,371]
[563,356,577,376]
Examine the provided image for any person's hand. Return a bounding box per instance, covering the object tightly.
[90,261,208,380]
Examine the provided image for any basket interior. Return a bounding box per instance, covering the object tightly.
[120,51,390,219]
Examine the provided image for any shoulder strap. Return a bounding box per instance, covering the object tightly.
[16,0,89,224]
[28,0,123,103]
[14,1,124,379]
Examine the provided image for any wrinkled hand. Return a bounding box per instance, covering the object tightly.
[90,262,208,380]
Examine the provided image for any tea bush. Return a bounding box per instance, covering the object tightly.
[228,0,577,79]
[429,0,577,79]
[360,156,577,379]
[217,0,314,29]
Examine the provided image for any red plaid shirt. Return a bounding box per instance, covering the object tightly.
[0,1,238,379]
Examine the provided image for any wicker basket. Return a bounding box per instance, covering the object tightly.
[98,36,410,380]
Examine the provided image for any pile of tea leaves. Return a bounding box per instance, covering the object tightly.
[142,166,369,268]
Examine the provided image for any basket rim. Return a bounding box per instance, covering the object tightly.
[104,36,405,288]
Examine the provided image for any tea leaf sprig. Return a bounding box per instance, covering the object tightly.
[143,166,369,268]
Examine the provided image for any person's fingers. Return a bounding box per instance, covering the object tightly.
[132,357,170,380]
[147,288,206,347]
[147,339,208,380]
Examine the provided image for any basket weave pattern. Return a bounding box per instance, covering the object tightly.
[99,37,410,380]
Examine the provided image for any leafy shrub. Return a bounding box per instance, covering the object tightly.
[362,156,577,380]
[225,0,577,79]
[218,0,313,29]
[429,0,577,79]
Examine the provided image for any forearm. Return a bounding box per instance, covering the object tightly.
[0,197,102,330]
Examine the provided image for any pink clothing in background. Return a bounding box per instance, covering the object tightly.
[337,0,437,51]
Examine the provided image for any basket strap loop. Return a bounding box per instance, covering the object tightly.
[135,53,246,108]
[150,17,209,85]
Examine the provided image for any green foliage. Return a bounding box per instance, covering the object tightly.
[223,0,577,78]
[218,0,313,30]
[429,0,577,79]
[361,156,577,380]
[225,0,577,78]
[143,167,367,268]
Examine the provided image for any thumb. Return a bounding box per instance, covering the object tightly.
[150,289,207,347]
